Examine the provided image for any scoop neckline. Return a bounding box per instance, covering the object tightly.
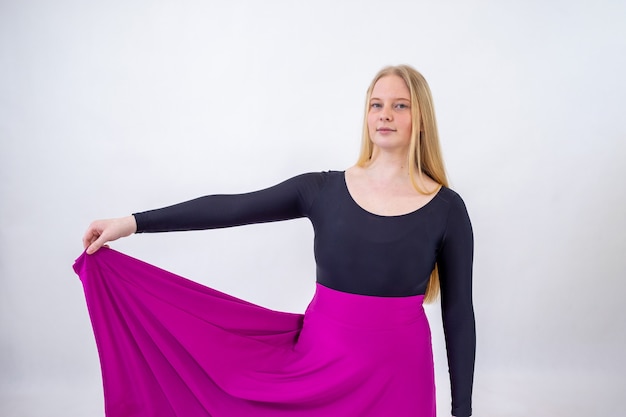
[341,171,443,218]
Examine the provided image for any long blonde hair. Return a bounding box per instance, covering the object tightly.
[356,65,447,303]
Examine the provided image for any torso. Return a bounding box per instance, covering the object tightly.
[308,171,451,296]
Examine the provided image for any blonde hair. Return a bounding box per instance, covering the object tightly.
[357,65,448,303]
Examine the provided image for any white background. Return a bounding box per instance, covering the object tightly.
[1,1,625,416]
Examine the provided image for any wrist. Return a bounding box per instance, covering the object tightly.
[124,215,138,235]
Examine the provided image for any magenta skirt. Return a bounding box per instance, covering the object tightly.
[74,248,435,416]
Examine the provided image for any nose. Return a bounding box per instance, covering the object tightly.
[379,106,392,121]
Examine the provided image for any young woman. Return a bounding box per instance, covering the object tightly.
[79,65,475,417]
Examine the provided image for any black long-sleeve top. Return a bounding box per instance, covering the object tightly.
[134,171,475,417]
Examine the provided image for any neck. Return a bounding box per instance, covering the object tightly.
[365,148,412,180]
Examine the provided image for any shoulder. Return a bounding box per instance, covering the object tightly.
[284,171,343,211]
[437,187,473,238]
[437,185,463,203]
[436,186,468,210]
[289,170,342,187]
[435,187,472,227]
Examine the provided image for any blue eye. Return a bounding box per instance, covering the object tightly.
[370,103,382,108]
[395,103,409,110]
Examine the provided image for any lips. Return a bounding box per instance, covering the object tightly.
[376,127,396,132]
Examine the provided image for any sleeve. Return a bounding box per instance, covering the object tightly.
[133,172,327,233]
[437,193,476,417]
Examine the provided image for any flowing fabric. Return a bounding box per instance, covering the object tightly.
[74,248,436,417]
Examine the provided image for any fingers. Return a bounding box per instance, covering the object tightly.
[82,227,99,250]
[82,216,136,255]
[82,220,110,255]
[86,235,107,255]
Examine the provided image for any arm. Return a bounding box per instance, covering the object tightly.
[83,172,327,253]
[133,173,324,233]
[437,193,476,417]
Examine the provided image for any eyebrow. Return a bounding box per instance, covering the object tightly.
[370,97,411,101]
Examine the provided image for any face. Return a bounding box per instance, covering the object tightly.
[367,75,415,152]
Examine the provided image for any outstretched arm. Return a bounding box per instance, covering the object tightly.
[82,172,327,254]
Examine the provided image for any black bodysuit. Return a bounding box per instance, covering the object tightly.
[134,170,475,417]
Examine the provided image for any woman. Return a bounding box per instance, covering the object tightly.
[79,65,475,417]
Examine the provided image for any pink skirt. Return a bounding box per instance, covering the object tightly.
[74,248,435,416]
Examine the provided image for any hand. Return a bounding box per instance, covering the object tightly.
[82,215,137,254]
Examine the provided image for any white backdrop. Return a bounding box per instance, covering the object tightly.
[1,1,625,416]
